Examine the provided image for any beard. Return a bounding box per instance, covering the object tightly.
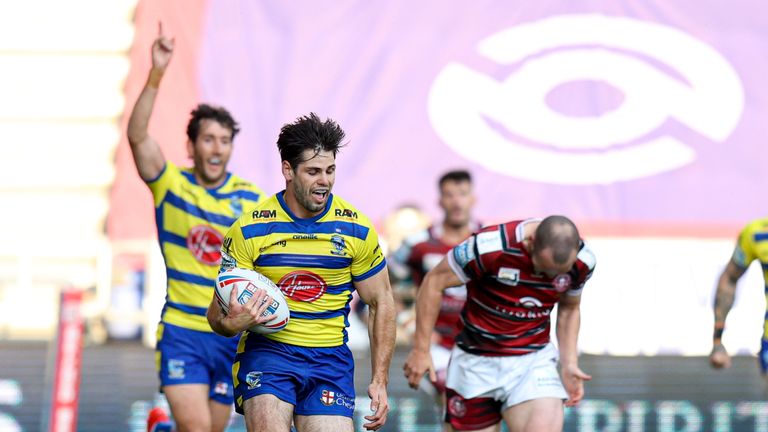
[292,180,326,213]
[445,211,470,229]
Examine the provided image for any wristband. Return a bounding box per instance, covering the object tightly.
[713,321,724,342]
[147,68,164,89]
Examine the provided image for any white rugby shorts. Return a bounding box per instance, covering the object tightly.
[445,343,568,410]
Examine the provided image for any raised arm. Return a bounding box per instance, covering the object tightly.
[126,23,174,181]
[355,268,396,431]
[403,258,461,388]
[710,260,748,369]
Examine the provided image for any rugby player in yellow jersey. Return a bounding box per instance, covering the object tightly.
[710,217,768,380]
[207,113,396,432]
[126,24,265,432]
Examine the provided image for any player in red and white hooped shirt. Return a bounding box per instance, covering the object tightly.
[390,170,480,395]
[404,216,595,432]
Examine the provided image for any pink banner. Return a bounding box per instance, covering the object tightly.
[198,1,767,231]
[112,1,768,240]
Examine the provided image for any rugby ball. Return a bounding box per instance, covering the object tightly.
[215,268,290,334]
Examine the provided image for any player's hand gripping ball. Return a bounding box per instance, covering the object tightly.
[215,268,289,334]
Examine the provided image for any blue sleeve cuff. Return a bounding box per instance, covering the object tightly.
[145,163,168,184]
[352,257,387,282]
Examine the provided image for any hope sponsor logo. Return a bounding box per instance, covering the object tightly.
[278,271,327,302]
[187,225,223,265]
[429,14,744,184]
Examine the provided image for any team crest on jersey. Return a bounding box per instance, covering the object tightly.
[448,395,467,418]
[320,390,335,406]
[187,225,223,265]
[552,273,572,292]
[330,234,346,256]
[278,270,327,302]
[246,371,262,389]
[497,267,520,286]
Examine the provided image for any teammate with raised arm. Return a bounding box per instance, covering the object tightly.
[207,113,396,432]
[404,216,595,432]
[126,24,265,432]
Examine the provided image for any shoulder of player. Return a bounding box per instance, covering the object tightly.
[226,174,266,193]
[576,240,596,271]
[147,160,180,184]
[740,217,768,239]
[326,195,372,224]
[471,221,526,254]
[177,164,199,184]
[242,194,283,225]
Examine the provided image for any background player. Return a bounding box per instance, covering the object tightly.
[126,24,265,432]
[404,216,595,432]
[207,113,396,432]
[710,217,768,381]
[390,170,479,395]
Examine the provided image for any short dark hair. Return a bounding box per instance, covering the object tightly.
[277,113,346,169]
[186,103,240,142]
[438,170,472,190]
[533,215,580,265]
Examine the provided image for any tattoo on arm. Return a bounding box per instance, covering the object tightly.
[712,261,744,343]
[713,288,735,323]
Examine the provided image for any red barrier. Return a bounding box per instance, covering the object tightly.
[49,289,84,432]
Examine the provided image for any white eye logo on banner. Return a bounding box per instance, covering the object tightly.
[428,14,744,184]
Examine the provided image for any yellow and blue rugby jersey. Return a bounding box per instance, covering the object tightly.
[731,217,768,337]
[147,161,266,332]
[221,191,387,347]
